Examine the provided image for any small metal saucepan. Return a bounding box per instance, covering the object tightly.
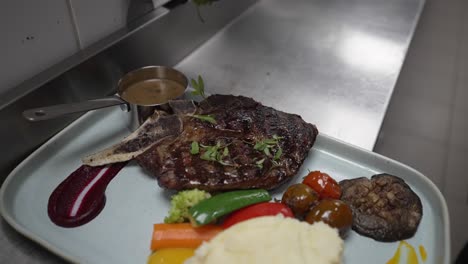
[23,66,188,130]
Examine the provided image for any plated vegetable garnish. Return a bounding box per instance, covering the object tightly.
[222,202,294,229]
[150,169,424,256]
[305,199,353,238]
[164,189,211,224]
[340,173,423,242]
[302,170,341,200]
[148,248,195,264]
[143,165,423,264]
[281,183,319,218]
[189,189,271,226]
[151,223,222,250]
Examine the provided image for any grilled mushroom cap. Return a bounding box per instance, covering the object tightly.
[339,174,422,242]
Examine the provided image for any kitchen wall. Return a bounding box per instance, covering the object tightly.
[0,0,169,97]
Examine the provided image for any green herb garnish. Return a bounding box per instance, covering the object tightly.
[190,75,206,99]
[223,146,229,156]
[197,141,230,165]
[254,135,283,160]
[190,141,200,154]
[191,114,216,124]
[255,158,265,169]
[273,147,282,160]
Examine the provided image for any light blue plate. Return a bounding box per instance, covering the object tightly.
[1,105,449,263]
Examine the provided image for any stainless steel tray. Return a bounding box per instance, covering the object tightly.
[0,105,449,263]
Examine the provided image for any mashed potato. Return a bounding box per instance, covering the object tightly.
[185,216,343,264]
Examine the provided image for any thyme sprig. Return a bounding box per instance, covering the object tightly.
[254,135,283,161]
[190,141,200,154]
[190,75,206,99]
[190,140,230,165]
[255,158,266,169]
[191,114,216,124]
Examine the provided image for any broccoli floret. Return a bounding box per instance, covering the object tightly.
[164,189,211,223]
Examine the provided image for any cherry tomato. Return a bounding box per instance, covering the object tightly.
[305,199,353,237]
[302,171,341,199]
[281,183,319,218]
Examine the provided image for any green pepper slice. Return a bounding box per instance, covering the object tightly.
[188,189,271,226]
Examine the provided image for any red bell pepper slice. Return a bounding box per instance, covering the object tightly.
[222,202,294,229]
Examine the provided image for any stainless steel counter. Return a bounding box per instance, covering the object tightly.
[177,0,425,150]
[0,0,424,263]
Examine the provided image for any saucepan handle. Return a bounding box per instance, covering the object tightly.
[22,96,127,121]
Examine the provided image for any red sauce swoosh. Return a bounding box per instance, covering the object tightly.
[48,162,127,227]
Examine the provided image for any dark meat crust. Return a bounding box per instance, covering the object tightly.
[136,95,318,191]
[339,174,423,242]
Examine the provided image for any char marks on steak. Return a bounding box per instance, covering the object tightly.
[136,95,318,191]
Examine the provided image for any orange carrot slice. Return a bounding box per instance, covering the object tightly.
[151,223,222,251]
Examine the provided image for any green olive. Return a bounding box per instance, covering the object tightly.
[281,183,319,218]
[305,199,353,237]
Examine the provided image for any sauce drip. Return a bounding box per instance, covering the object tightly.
[387,243,401,264]
[387,241,425,264]
[419,245,427,262]
[48,162,127,227]
[120,79,185,105]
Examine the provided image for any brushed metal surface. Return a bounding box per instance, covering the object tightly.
[177,0,425,150]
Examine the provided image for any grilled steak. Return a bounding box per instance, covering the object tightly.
[136,94,318,191]
[339,174,423,242]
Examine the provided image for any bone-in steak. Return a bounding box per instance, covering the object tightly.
[136,95,318,191]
